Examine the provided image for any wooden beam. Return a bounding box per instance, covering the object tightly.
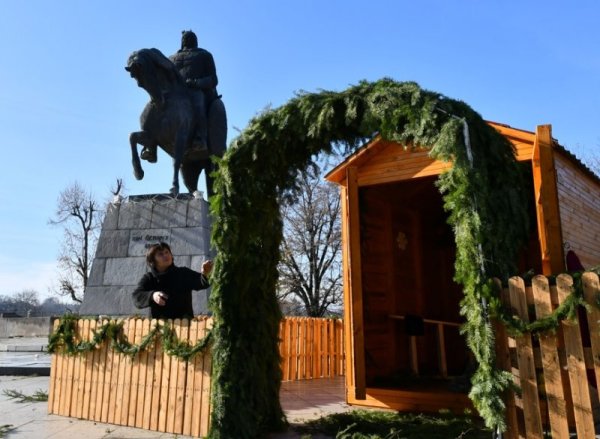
[339,185,355,397]
[532,124,565,275]
[346,166,366,399]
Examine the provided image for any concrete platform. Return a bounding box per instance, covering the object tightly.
[0,337,51,376]
[0,375,349,438]
[0,337,48,352]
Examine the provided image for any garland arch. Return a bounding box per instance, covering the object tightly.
[207,79,530,437]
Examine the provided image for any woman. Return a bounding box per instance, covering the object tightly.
[132,242,213,319]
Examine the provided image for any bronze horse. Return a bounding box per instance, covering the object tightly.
[125,48,226,196]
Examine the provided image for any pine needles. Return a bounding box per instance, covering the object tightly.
[299,409,491,439]
[2,388,48,403]
[0,424,13,438]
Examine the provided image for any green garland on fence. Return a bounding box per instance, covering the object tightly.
[490,267,600,337]
[208,78,530,436]
[47,315,212,361]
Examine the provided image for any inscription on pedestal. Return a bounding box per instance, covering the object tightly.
[128,229,171,256]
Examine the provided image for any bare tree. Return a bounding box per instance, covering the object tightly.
[109,178,125,202]
[0,290,40,316]
[49,182,103,303]
[278,165,343,317]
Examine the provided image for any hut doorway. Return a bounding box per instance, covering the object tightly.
[359,176,470,394]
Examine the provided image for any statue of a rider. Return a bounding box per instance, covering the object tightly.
[140,30,219,163]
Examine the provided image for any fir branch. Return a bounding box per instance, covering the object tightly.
[0,424,13,438]
[2,389,48,403]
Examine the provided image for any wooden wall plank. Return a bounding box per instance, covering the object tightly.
[492,280,518,439]
[300,318,304,379]
[340,184,355,394]
[508,276,543,439]
[183,318,199,436]
[191,318,206,438]
[48,319,60,415]
[113,320,127,425]
[128,319,143,427]
[158,320,172,432]
[94,319,109,422]
[143,319,158,431]
[290,319,298,381]
[313,319,320,379]
[105,320,121,424]
[557,274,595,437]
[73,319,86,419]
[347,166,366,399]
[88,319,101,421]
[81,319,95,420]
[54,348,65,415]
[134,318,150,429]
[165,319,180,433]
[118,319,135,426]
[149,320,164,432]
[282,319,290,381]
[174,319,189,434]
[199,317,213,438]
[531,276,569,438]
[61,324,76,417]
[582,273,600,412]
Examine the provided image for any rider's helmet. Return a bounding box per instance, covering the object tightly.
[181,30,198,50]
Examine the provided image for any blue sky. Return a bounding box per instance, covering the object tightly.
[1,1,599,299]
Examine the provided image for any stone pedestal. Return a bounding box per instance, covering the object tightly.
[80,194,213,316]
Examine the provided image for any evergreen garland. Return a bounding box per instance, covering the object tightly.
[47,315,212,360]
[208,79,530,436]
[491,267,600,337]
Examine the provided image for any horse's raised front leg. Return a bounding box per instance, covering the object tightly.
[129,131,151,180]
[170,130,187,196]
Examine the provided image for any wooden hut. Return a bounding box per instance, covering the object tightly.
[325,122,600,412]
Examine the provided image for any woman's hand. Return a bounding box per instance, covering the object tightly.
[152,291,168,306]
[201,260,213,276]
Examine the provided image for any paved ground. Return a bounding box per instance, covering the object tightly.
[0,374,349,438]
[0,336,352,438]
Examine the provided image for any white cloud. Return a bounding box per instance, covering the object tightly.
[0,256,59,301]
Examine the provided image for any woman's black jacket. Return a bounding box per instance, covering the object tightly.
[132,264,209,319]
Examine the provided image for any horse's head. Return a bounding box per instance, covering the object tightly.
[125,48,183,100]
[125,51,145,88]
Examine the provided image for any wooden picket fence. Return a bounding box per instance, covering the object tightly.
[48,316,344,437]
[495,272,600,439]
[48,317,213,437]
[279,317,345,381]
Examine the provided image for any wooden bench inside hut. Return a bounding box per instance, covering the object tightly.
[325,121,597,413]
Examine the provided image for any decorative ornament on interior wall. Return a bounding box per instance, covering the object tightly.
[396,231,408,251]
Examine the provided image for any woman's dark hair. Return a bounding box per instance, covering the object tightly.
[146,242,172,266]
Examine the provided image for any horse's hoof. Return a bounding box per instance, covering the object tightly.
[141,148,157,163]
[170,186,179,196]
[134,169,144,180]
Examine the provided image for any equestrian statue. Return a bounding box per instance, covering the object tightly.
[125,30,227,196]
